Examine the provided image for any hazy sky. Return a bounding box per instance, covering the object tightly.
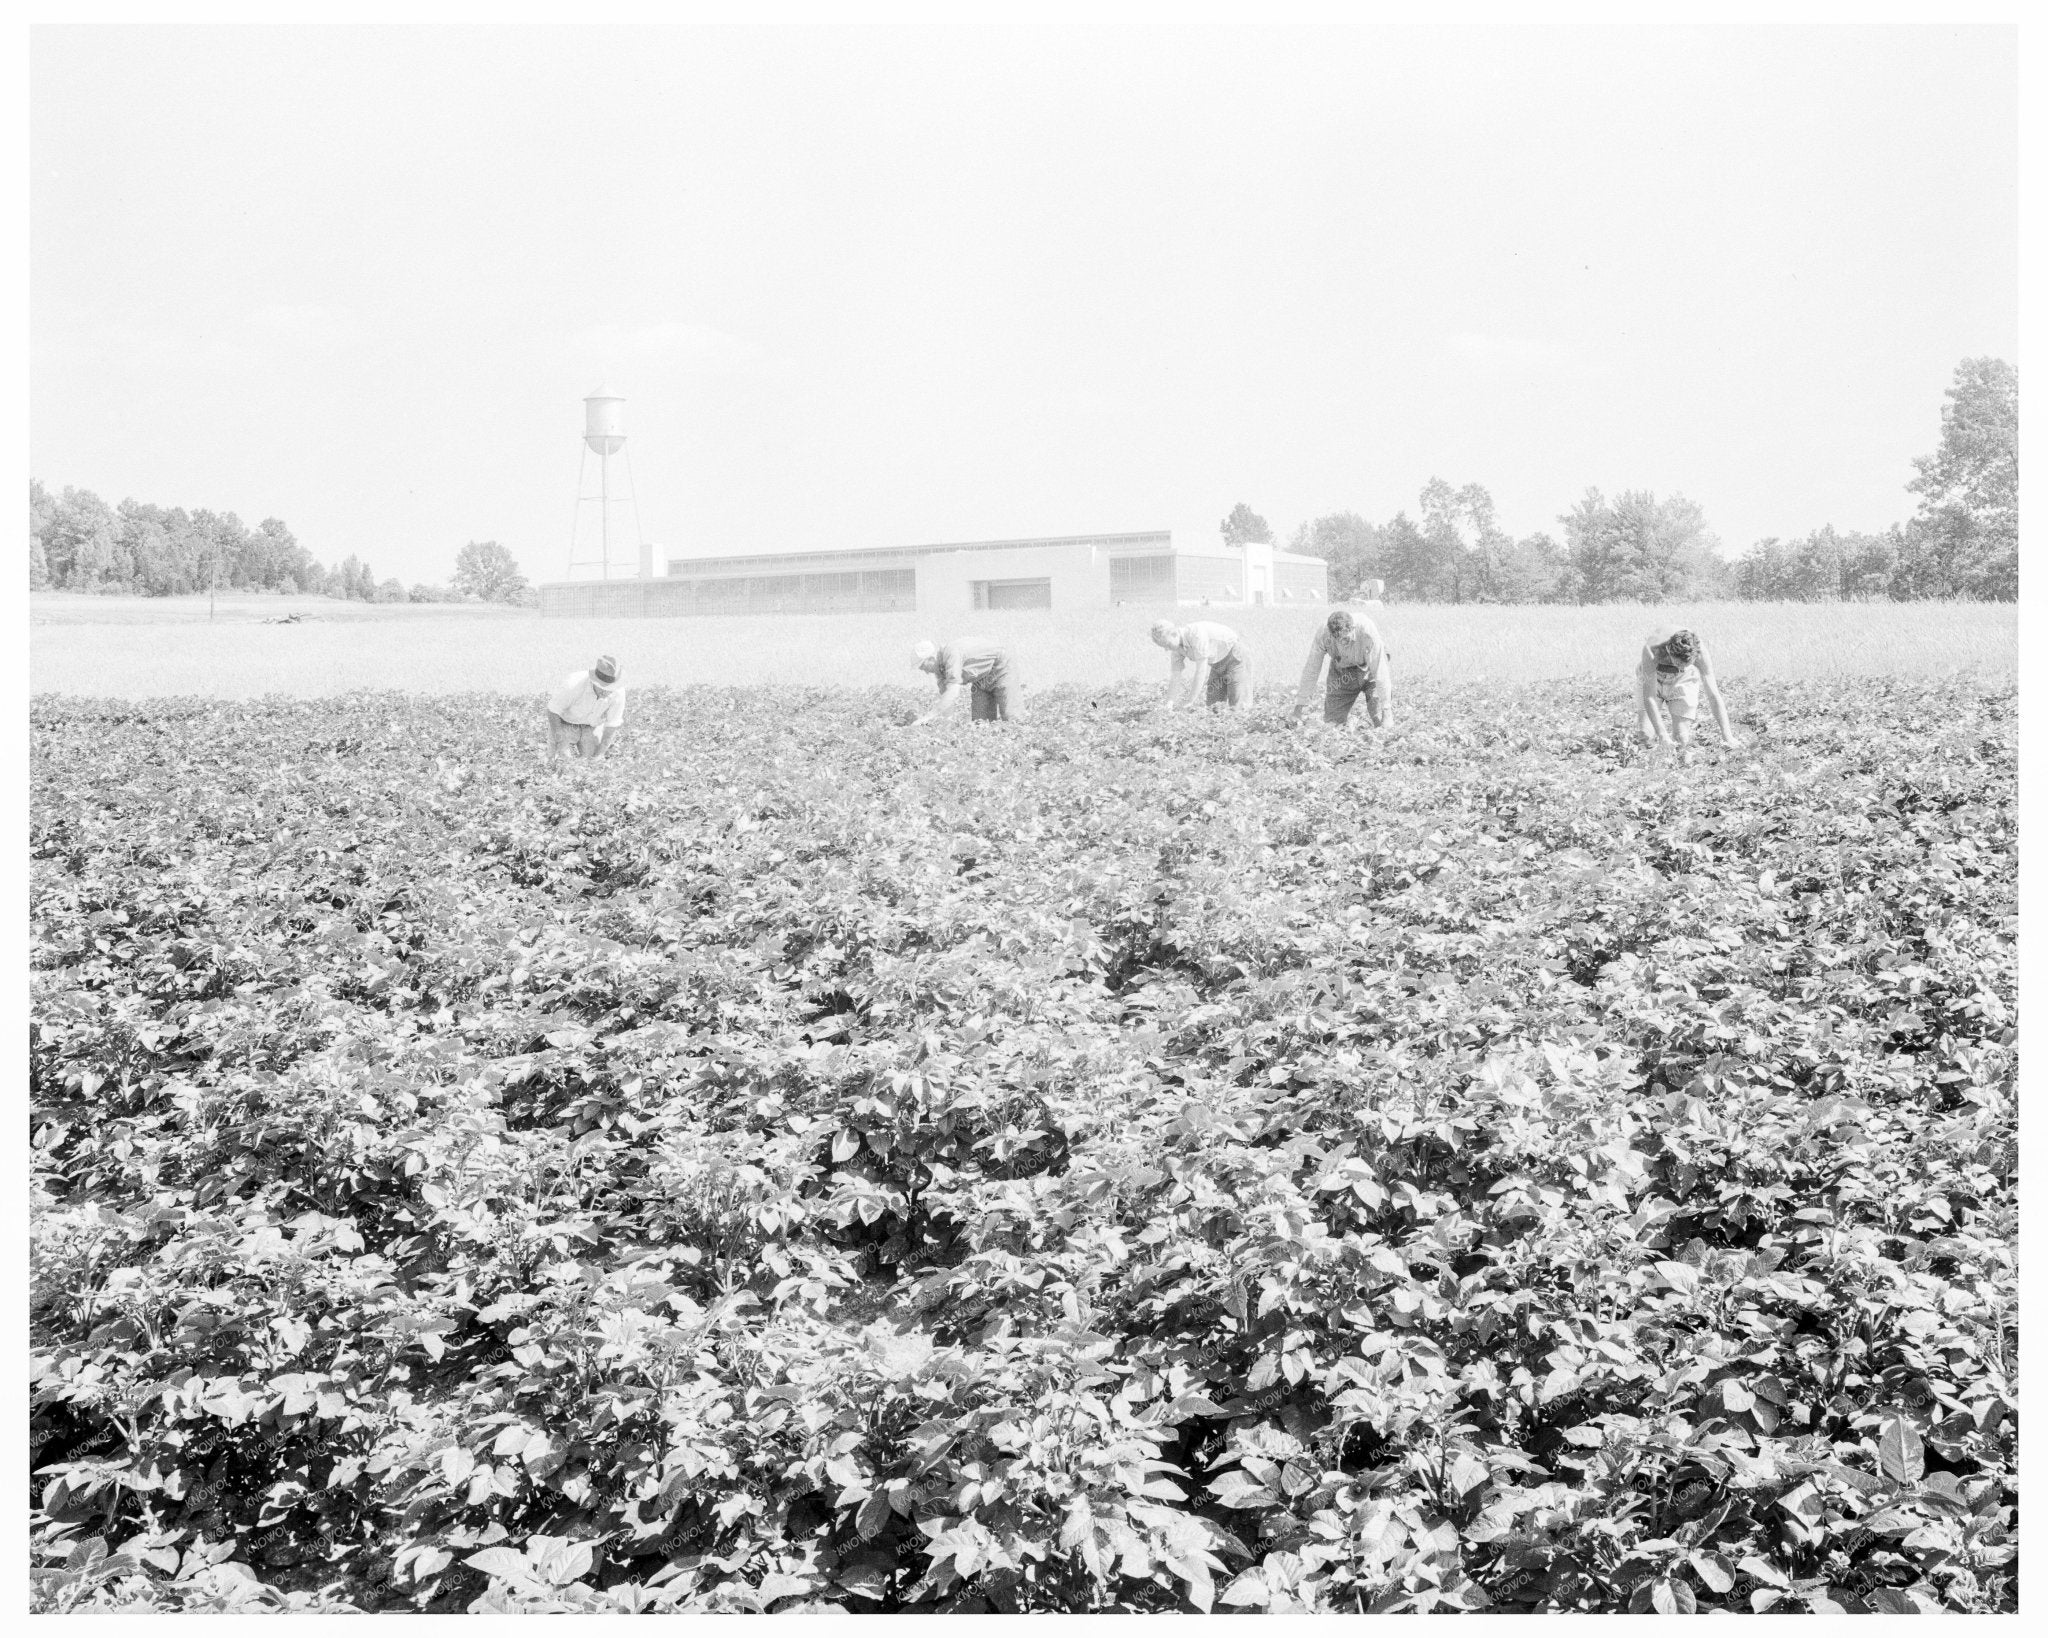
[32,25,2016,585]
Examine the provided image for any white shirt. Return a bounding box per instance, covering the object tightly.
[1296,617,1386,709]
[549,671,625,728]
[1171,621,1240,668]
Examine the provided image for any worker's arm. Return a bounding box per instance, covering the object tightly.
[1695,647,1738,745]
[594,702,623,755]
[1160,650,1189,711]
[1292,635,1328,718]
[911,669,962,726]
[1636,650,1671,743]
[592,691,626,755]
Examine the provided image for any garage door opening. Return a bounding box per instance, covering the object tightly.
[972,578,1053,610]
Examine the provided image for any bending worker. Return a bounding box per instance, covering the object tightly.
[546,654,626,760]
[1294,608,1392,729]
[912,639,1022,723]
[1637,626,1737,762]
[1151,619,1250,711]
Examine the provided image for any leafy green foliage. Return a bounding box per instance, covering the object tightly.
[1905,357,2019,601]
[451,540,530,605]
[29,479,367,600]
[29,675,2016,1612]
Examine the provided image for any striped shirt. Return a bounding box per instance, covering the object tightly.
[1639,627,1712,685]
[934,643,1007,689]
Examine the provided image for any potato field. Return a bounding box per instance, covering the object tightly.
[29,675,2017,1613]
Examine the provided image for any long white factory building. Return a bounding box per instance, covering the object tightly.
[539,530,1328,619]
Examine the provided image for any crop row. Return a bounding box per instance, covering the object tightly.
[29,675,2016,1612]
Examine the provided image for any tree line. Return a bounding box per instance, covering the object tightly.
[28,481,533,605]
[1239,355,2017,603]
[31,356,2011,609]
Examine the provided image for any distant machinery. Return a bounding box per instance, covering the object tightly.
[566,386,645,580]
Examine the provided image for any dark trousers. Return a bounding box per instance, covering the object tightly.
[968,655,1017,721]
[1205,649,1247,707]
[547,712,612,756]
[1324,660,1386,725]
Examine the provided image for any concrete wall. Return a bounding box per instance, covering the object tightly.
[1273,555,1328,602]
[913,540,1112,619]
[1170,545,1327,607]
[547,534,1326,619]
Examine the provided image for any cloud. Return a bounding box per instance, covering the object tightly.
[564,320,797,383]
[1445,331,1606,380]
[37,303,354,377]
[248,303,345,343]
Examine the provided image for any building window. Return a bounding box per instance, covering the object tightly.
[642,566,916,617]
[859,569,917,611]
[1109,555,1175,603]
[1173,555,1244,604]
[972,578,1052,610]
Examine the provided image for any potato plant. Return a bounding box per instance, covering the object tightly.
[29,675,2016,1613]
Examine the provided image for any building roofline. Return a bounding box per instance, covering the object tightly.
[1173,546,1329,565]
[893,529,1170,554]
[661,531,1172,572]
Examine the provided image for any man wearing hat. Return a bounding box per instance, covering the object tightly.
[1293,608,1392,729]
[911,639,1021,723]
[546,655,627,759]
[1150,618,1250,711]
[1637,626,1737,764]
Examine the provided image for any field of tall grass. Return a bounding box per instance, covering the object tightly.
[29,594,2016,700]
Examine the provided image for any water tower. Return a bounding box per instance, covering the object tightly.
[566,385,644,580]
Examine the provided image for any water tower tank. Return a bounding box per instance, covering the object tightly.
[583,387,626,455]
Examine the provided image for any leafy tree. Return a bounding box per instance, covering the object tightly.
[1289,512,1383,600]
[254,518,315,590]
[452,539,530,603]
[374,577,409,604]
[1419,478,1563,604]
[1219,504,1272,548]
[1560,488,1725,602]
[31,481,350,596]
[1376,512,1440,602]
[1734,525,1912,602]
[1415,478,1474,601]
[1500,531,1571,602]
[329,555,378,601]
[29,480,55,589]
[38,488,124,590]
[121,516,179,596]
[1907,357,2017,599]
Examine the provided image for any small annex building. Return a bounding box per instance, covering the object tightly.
[538,530,1327,619]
